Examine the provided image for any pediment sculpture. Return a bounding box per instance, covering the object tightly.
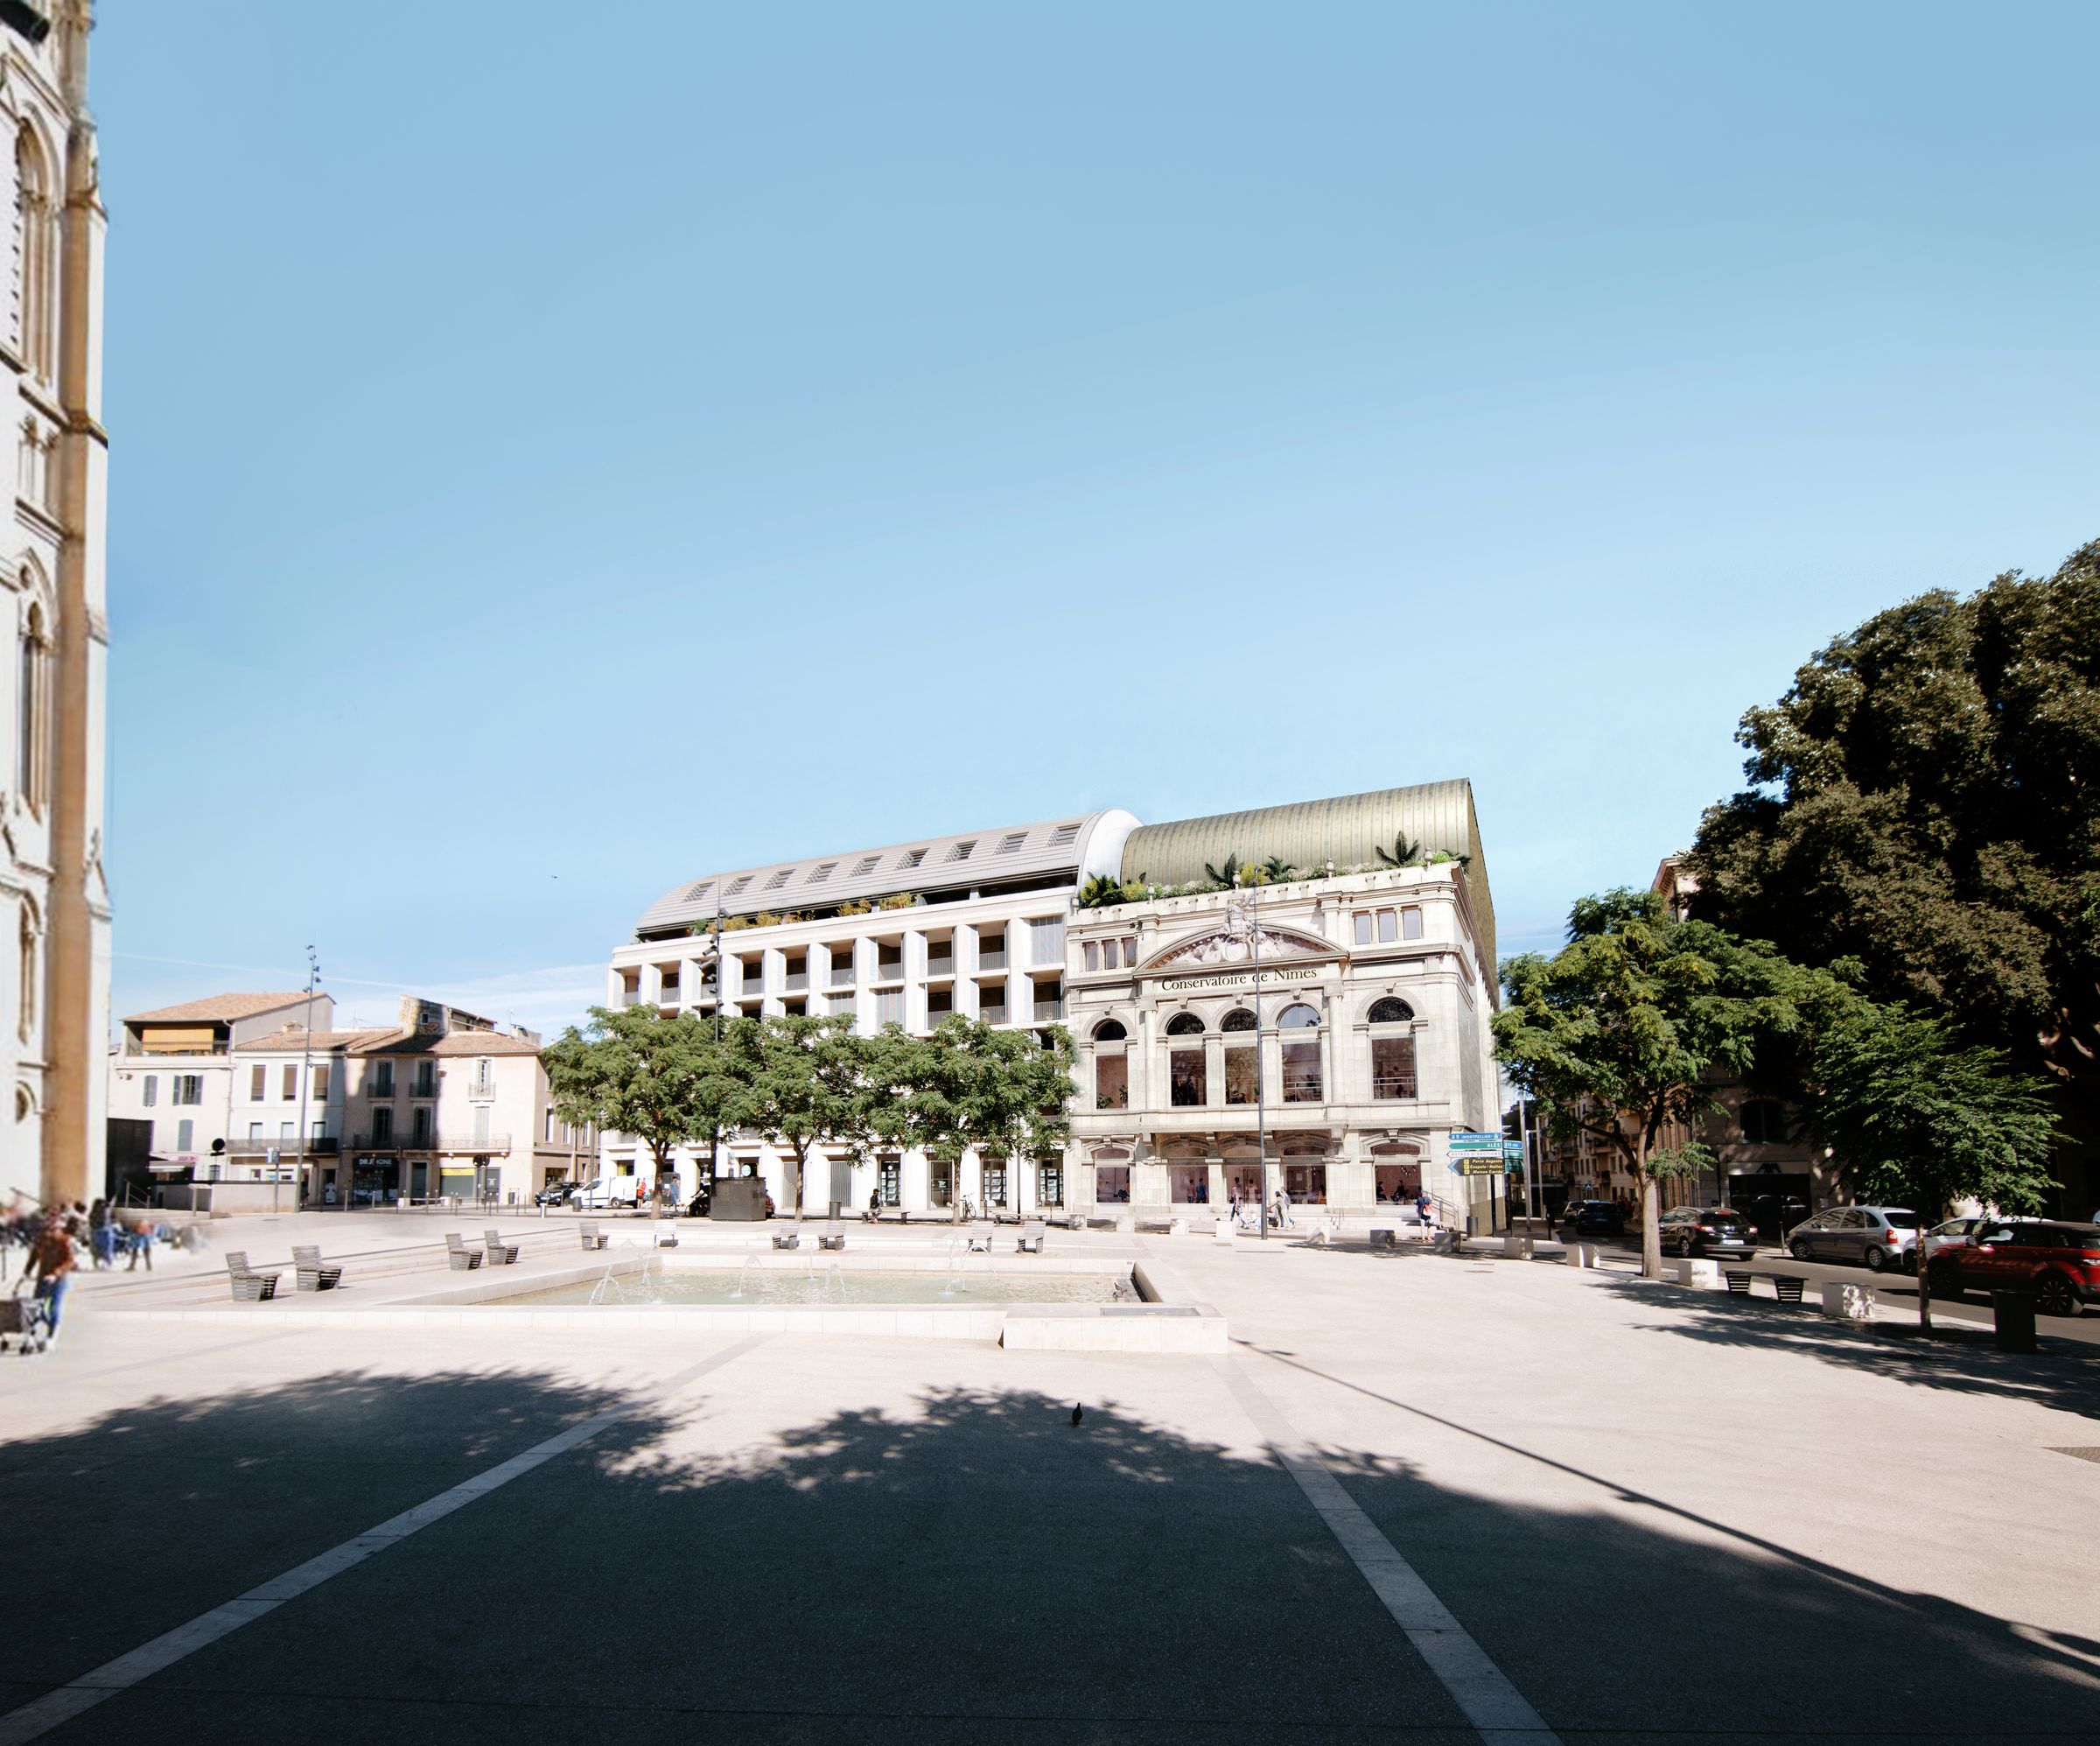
[1152,926,1327,969]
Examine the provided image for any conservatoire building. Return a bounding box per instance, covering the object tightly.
[608,782,1506,1229]
[0,4,107,1212]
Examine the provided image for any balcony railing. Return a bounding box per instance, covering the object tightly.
[225,1135,340,1157]
[659,988,682,1006]
[829,967,856,987]
[978,950,1007,972]
[924,954,955,978]
[348,1132,512,1154]
[784,971,809,992]
[978,1005,1009,1026]
[874,961,905,984]
[1032,998,1064,1022]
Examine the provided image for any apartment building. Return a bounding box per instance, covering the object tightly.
[610,811,1138,1206]
[608,782,1506,1223]
[107,991,334,1184]
[332,996,591,1208]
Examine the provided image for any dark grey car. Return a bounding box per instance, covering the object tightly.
[1787,1205,1920,1272]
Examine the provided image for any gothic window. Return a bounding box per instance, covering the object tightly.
[1164,1013,1205,1036]
[14,127,52,383]
[1090,1019,1126,1041]
[17,901,34,1042]
[1277,1003,1320,1030]
[1221,1008,1256,1033]
[1367,998,1414,1024]
[18,600,46,812]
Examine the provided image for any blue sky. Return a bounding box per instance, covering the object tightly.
[97,1,2099,1035]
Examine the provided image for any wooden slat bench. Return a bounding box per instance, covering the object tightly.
[1017,1221,1046,1254]
[482,1230,520,1266]
[290,1245,342,1292]
[225,1252,280,1302]
[444,1232,485,1272]
[772,1232,801,1250]
[1722,1269,1807,1303]
[578,1223,609,1252]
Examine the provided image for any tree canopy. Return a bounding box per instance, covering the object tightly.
[1494,887,1824,1275]
[541,1006,738,1179]
[1688,541,2100,1126]
[723,1013,875,1222]
[1803,999,2058,1328]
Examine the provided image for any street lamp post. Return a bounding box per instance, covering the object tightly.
[290,945,319,1215]
[1229,874,1270,1240]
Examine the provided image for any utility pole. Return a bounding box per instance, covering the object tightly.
[1231,872,1270,1240]
[707,907,724,1187]
[290,945,319,1216]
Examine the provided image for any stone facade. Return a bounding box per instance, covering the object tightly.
[1,3,107,1211]
[1067,865,1503,1227]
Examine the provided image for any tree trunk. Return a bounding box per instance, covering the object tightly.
[1639,1151,1661,1280]
[791,1146,804,1223]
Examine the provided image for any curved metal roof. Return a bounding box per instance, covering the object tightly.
[1119,780,1495,966]
[635,810,1138,936]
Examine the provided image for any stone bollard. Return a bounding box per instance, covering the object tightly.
[1213,1217,1235,1244]
[1503,1231,1534,1260]
[1114,1214,1137,1235]
[1820,1280,1875,1322]
[1670,1257,1723,1290]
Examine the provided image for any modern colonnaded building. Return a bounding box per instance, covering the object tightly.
[608,782,1507,1228]
[1,3,106,1212]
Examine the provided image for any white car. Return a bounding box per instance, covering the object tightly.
[1922,1216,1988,1261]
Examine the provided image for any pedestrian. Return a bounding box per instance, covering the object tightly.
[19,1210,77,1346]
[866,1188,880,1224]
[88,1198,116,1270]
[1272,1188,1294,1231]
[123,1220,153,1272]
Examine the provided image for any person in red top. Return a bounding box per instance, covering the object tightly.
[19,1210,77,1343]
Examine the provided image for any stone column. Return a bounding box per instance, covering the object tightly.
[39,4,108,1206]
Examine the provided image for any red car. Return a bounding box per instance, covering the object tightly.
[1924,1219,2100,1318]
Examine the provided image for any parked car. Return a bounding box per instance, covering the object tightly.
[1560,1201,1628,1238]
[1925,1220,2100,1317]
[1658,1205,1757,1259]
[1922,1215,1991,1261]
[1787,1205,1921,1271]
[534,1180,577,1207]
[570,1176,642,1210]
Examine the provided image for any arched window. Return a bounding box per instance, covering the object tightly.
[1278,1005,1321,1102]
[1165,1013,1205,1036]
[1092,1018,1128,1111]
[18,600,46,812]
[14,126,52,383]
[1740,1099,1788,1145]
[17,901,34,1042]
[1221,1008,1256,1033]
[1367,998,1414,1025]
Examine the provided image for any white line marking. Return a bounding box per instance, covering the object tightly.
[1214,1354,1560,1744]
[0,1336,768,1745]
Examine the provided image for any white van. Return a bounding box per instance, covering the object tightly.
[570,1175,642,1210]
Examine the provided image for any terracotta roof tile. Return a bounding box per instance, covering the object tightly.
[125,992,312,1025]
[232,1027,392,1054]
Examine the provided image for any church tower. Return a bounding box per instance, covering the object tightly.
[0,0,108,1209]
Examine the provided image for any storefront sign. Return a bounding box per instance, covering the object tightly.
[1457,1157,1506,1176]
[1158,965,1321,994]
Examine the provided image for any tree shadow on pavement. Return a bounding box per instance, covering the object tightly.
[1596,1275,2100,1417]
[1,1361,2096,1744]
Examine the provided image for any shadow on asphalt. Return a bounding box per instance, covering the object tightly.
[3,1362,2099,1743]
[1595,1275,2100,1416]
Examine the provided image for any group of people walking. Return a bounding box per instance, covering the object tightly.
[4,1199,164,1350]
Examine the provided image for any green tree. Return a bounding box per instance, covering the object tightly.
[1805,1002,2059,1330]
[873,1019,1075,1223]
[722,1013,874,1223]
[1688,541,2100,1135]
[1494,889,1819,1277]
[541,1006,737,1189]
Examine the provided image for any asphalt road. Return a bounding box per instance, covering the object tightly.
[4,1228,2096,1745]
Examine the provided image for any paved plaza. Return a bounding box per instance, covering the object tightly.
[3,1217,2097,1744]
